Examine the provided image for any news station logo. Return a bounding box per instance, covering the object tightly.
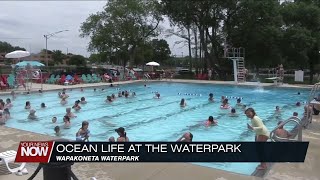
[15,141,54,163]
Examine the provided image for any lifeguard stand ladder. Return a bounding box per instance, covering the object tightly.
[224,47,246,83]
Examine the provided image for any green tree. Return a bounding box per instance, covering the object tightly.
[281,0,320,83]
[52,50,65,65]
[80,0,163,75]
[0,41,26,52]
[226,0,283,68]
[68,55,87,67]
[150,39,171,65]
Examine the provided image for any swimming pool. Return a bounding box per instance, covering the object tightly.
[1,82,308,175]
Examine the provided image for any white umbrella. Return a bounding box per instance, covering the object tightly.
[5,50,30,59]
[146,61,160,66]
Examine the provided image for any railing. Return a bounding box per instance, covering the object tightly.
[306,83,320,127]
[269,116,302,142]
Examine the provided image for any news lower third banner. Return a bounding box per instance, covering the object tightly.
[15,141,309,163]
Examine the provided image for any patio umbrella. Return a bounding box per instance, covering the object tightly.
[15,61,45,67]
[5,50,30,59]
[146,61,160,66]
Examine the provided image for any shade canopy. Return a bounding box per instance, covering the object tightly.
[15,61,45,67]
[5,50,30,58]
[146,61,160,66]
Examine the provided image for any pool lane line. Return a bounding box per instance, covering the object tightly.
[12,95,196,124]
[94,97,194,120]
[94,101,215,135]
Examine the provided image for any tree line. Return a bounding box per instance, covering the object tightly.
[79,0,319,83]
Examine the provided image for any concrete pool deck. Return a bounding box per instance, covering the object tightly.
[0,78,314,95]
[0,79,319,180]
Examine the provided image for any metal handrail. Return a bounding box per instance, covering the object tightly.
[306,83,320,128]
[269,117,302,142]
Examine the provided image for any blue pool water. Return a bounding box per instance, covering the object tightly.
[1,82,309,175]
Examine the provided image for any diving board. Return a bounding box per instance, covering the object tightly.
[265,77,282,85]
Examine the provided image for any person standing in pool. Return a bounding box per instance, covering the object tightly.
[76,121,90,142]
[115,127,129,142]
[245,108,269,170]
[66,107,76,118]
[25,101,31,109]
[180,98,187,107]
[208,93,214,102]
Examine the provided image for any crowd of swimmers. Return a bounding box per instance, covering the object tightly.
[0,86,316,171]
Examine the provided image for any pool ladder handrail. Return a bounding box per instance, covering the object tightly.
[306,82,320,127]
[269,116,302,142]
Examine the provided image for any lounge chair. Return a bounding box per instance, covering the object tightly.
[0,150,28,175]
[86,74,93,83]
[81,74,89,83]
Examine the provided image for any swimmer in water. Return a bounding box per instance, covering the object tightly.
[124,91,129,98]
[5,98,13,109]
[52,117,57,123]
[298,92,300,95]
[296,102,301,106]
[54,126,61,136]
[66,107,76,118]
[221,96,226,103]
[180,98,187,107]
[28,109,37,120]
[80,87,83,92]
[293,112,298,117]
[60,96,68,105]
[94,88,96,92]
[80,97,87,104]
[176,132,193,142]
[108,136,115,142]
[111,94,116,99]
[63,115,71,129]
[115,127,129,142]
[154,93,160,99]
[229,108,238,117]
[236,98,244,108]
[132,92,136,97]
[25,101,31,109]
[76,121,90,142]
[275,106,281,113]
[118,91,122,97]
[205,116,218,126]
[220,99,230,109]
[72,100,81,111]
[41,103,46,108]
[106,96,113,103]
[208,93,214,102]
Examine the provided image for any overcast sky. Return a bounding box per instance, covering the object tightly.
[0,1,188,57]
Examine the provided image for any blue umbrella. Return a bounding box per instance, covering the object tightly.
[15,61,45,67]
